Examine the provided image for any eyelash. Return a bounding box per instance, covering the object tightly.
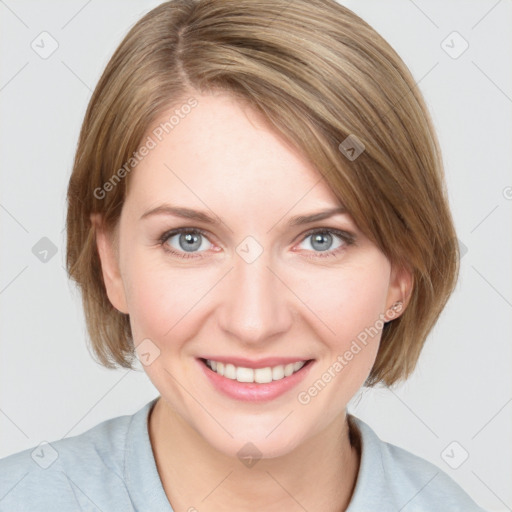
[158,227,355,260]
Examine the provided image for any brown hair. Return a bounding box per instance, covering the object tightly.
[66,0,459,387]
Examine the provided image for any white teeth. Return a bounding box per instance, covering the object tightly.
[284,363,295,377]
[272,365,285,380]
[254,367,273,384]
[224,363,236,380]
[205,359,307,383]
[236,367,254,383]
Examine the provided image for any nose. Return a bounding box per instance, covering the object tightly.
[217,248,293,346]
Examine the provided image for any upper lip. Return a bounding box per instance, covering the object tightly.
[199,356,313,369]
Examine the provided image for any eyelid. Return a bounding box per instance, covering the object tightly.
[159,226,216,252]
[296,226,356,245]
[159,226,356,259]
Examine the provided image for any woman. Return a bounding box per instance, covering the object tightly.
[0,0,488,510]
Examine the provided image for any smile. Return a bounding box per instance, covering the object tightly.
[197,356,315,402]
[204,359,307,383]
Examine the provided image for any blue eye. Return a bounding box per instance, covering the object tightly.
[159,227,355,260]
[160,228,212,259]
[298,229,354,258]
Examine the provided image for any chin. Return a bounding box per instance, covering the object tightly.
[197,413,311,461]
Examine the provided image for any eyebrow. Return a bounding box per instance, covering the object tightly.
[140,205,347,226]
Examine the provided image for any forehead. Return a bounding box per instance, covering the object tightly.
[125,92,343,219]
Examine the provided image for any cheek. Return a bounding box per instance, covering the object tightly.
[295,256,391,397]
[289,257,392,424]
[121,250,213,343]
[299,258,391,340]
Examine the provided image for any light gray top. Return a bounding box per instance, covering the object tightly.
[0,397,487,511]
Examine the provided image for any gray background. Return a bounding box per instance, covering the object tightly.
[0,1,511,510]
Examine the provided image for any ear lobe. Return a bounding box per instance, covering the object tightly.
[90,213,129,314]
[385,263,414,321]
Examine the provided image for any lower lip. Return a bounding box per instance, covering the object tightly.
[197,358,315,402]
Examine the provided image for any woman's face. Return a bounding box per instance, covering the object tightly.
[96,91,409,459]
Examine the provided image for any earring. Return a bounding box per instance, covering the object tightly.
[391,301,403,312]
[385,301,403,323]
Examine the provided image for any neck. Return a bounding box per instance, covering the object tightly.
[148,398,361,512]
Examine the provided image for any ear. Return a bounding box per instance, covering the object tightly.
[384,262,413,322]
[90,213,129,314]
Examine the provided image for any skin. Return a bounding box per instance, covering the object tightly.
[92,91,412,512]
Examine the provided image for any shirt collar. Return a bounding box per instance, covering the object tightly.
[124,397,175,512]
[346,413,391,511]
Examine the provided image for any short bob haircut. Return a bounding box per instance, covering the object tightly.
[66,0,459,387]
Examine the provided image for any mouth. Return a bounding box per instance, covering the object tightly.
[197,357,315,402]
[200,358,313,384]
